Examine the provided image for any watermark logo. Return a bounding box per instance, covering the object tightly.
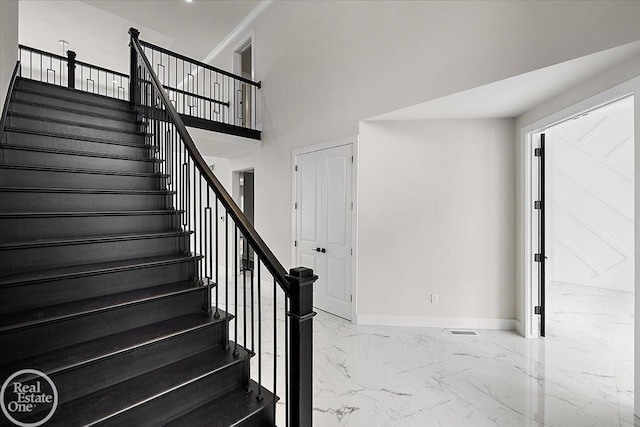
[1,369,58,427]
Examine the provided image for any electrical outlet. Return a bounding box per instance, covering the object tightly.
[431,294,439,304]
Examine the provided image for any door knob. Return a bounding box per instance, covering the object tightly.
[321,248,326,253]
[315,247,321,252]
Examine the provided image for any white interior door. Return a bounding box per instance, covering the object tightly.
[296,144,353,320]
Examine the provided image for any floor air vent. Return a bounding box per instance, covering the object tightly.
[449,330,478,336]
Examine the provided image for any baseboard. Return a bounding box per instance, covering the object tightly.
[356,314,516,331]
[514,319,524,336]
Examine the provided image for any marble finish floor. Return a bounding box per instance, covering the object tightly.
[221,276,637,426]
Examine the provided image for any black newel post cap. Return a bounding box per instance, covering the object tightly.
[288,267,317,281]
[129,27,140,39]
[66,50,76,60]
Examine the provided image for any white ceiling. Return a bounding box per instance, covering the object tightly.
[18,0,261,74]
[370,40,640,121]
[81,0,260,59]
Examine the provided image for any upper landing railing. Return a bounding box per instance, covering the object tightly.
[17,43,262,140]
[138,40,261,140]
[18,45,129,100]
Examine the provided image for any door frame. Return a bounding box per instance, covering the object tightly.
[520,79,638,339]
[291,135,359,322]
[230,31,255,128]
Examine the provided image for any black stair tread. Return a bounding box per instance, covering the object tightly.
[165,380,276,427]
[4,127,151,149]
[0,229,191,248]
[1,143,161,163]
[0,210,181,218]
[0,254,200,287]
[49,345,248,426]
[0,281,204,333]
[10,98,140,124]
[0,163,168,178]
[8,112,148,136]
[0,186,174,195]
[0,311,229,379]
[15,79,133,112]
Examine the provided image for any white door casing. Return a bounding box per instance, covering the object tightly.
[520,78,638,339]
[295,144,353,320]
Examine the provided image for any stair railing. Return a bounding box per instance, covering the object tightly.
[18,45,129,100]
[129,28,316,427]
[0,61,21,145]
[135,38,261,137]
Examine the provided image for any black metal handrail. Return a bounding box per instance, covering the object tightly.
[18,45,129,100]
[129,27,315,426]
[137,37,261,134]
[0,61,21,143]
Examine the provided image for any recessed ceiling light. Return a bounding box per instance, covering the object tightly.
[185,0,193,3]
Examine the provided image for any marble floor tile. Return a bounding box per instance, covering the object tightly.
[216,275,638,426]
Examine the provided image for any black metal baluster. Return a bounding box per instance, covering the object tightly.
[214,195,220,319]
[256,259,263,401]
[274,277,278,424]
[225,211,229,349]
[243,244,247,351]
[233,224,239,357]
[199,173,203,279]
[251,262,255,354]
[285,296,289,427]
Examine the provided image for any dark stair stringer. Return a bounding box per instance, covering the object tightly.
[0,77,276,426]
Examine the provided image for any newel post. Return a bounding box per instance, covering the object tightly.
[66,50,76,89]
[287,267,317,427]
[128,27,140,106]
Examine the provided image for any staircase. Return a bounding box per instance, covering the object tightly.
[0,78,275,426]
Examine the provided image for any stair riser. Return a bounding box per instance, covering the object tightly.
[3,131,150,157]
[10,102,140,132]
[7,115,144,145]
[101,359,248,427]
[0,234,191,276]
[0,168,164,190]
[0,289,206,365]
[2,148,156,173]
[0,213,177,241]
[54,322,225,405]
[13,90,134,121]
[0,260,197,314]
[0,192,171,212]
[236,405,276,427]
[16,79,130,110]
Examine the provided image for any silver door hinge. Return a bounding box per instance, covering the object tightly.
[350,248,353,256]
[294,202,297,209]
[534,306,542,315]
[294,240,297,247]
[351,202,354,210]
[534,148,542,157]
[295,165,298,171]
[351,156,354,163]
[350,295,353,302]
[534,201,543,210]
[534,253,543,262]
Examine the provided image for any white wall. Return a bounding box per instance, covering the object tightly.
[357,119,515,328]
[208,1,640,273]
[546,98,634,293]
[193,1,640,334]
[0,0,19,110]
